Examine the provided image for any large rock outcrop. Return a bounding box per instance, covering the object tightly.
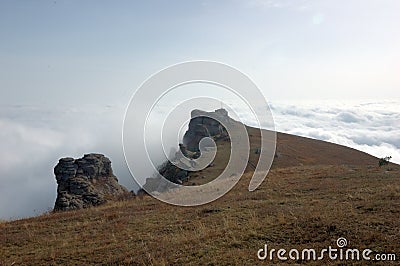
[143,109,233,192]
[54,153,128,211]
[182,109,232,152]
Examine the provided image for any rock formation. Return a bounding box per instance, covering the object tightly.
[143,109,232,191]
[54,153,128,211]
[182,109,232,152]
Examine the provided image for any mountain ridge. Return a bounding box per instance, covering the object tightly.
[146,109,379,188]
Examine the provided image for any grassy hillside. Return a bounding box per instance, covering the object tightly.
[1,130,399,265]
[186,126,379,186]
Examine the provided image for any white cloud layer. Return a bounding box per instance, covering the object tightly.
[269,100,400,164]
[0,100,398,220]
[0,105,138,220]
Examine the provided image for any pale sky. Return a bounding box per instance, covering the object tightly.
[1,0,399,105]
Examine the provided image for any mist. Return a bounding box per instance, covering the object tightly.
[1,99,399,220]
[0,104,140,220]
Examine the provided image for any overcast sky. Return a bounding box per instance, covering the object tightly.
[1,0,399,105]
[1,1,399,220]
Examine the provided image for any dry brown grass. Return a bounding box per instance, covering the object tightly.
[1,130,399,265]
[1,163,399,265]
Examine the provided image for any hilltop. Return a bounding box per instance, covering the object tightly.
[1,110,399,265]
[145,109,379,188]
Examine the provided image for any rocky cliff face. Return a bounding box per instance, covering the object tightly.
[143,109,232,191]
[182,109,231,152]
[54,153,128,211]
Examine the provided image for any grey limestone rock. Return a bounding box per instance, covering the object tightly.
[54,153,128,211]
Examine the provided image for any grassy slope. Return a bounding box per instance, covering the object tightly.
[1,130,399,265]
[187,126,379,185]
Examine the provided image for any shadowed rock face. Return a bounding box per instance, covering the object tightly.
[183,109,231,152]
[54,153,128,211]
[143,109,232,192]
